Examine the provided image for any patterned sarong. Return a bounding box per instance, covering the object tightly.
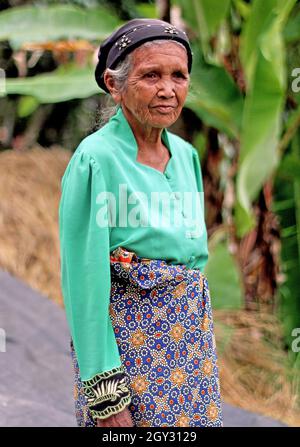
[70,246,223,427]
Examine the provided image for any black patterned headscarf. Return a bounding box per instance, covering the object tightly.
[95,18,193,93]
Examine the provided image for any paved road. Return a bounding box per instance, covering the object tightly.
[0,270,287,427]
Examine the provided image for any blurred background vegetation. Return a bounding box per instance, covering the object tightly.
[0,0,300,426]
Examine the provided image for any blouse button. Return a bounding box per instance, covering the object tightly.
[165,172,171,179]
[189,255,195,262]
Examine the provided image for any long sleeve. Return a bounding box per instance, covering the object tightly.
[59,148,131,421]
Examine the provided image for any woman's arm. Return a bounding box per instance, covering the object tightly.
[59,148,132,424]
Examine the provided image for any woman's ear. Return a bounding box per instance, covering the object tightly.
[103,72,121,104]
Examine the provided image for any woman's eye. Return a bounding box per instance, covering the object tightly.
[173,71,186,79]
[145,72,158,79]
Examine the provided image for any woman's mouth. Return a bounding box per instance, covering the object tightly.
[152,105,176,113]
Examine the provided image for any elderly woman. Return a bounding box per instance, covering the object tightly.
[59,18,223,428]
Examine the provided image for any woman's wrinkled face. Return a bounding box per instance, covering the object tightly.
[117,42,189,129]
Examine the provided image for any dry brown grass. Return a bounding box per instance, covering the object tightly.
[0,145,70,305]
[214,310,300,427]
[0,146,299,426]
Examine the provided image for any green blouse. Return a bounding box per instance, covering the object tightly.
[59,105,208,420]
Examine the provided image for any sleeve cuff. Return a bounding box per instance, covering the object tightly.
[82,366,132,421]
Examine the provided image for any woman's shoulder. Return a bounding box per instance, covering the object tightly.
[67,122,122,178]
[167,130,199,161]
[60,124,117,189]
[76,126,116,161]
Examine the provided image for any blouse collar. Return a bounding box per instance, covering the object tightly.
[109,105,172,161]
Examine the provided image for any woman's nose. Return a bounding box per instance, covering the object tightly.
[157,78,176,98]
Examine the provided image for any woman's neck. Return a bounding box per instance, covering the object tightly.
[121,104,165,154]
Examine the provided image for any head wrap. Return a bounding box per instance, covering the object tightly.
[95,18,193,93]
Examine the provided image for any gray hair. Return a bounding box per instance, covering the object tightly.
[95,39,188,128]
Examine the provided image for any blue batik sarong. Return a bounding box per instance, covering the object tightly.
[70,246,223,427]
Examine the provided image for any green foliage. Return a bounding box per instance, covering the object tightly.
[135,2,157,18]
[187,48,244,138]
[204,231,243,310]
[178,0,298,238]
[175,0,231,59]
[4,64,100,103]
[0,4,121,49]
[17,96,40,117]
[274,129,300,363]
[283,4,300,44]
[232,0,251,20]
[235,0,296,236]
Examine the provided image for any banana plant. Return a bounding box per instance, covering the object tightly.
[176,0,297,236]
[0,4,121,49]
[173,0,300,329]
[0,4,123,104]
[3,63,99,103]
[236,0,297,236]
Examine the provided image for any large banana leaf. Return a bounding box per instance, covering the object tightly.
[283,3,300,43]
[0,5,121,49]
[204,230,243,310]
[2,64,101,103]
[187,48,244,138]
[175,0,231,58]
[235,0,296,237]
